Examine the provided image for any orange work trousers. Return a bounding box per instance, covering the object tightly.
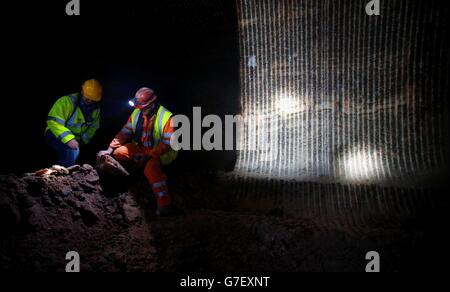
[113,143,172,207]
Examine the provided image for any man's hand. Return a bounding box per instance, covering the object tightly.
[67,139,79,150]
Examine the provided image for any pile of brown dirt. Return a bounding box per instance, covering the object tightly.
[0,165,154,272]
[0,165,447,272]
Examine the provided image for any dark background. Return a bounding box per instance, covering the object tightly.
[0,0,240,174]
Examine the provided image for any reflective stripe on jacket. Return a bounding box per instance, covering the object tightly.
[46,94,100,144]
[129,105,177,165]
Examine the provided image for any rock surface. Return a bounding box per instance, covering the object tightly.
[0,165,153,272]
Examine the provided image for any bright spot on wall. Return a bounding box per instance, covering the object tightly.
[341,147,383,184]
[235,0,447,187]
[276,95,305,116]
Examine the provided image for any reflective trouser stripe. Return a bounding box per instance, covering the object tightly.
[155,191,167,198]
[152,181,167,189]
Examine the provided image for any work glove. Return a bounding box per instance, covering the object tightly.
[97,148,113,158]
[67,139,79,150]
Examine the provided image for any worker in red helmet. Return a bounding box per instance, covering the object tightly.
[98,87,178,216]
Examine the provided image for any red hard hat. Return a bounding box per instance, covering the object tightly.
[134,87,157,109]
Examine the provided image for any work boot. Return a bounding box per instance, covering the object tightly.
[155,205,183,217]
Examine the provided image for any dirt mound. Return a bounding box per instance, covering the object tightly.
[0,164,154,272]
[0,164,234,272]
[1,165,447,272]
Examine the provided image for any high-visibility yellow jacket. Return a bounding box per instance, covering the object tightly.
[46,93,100,145]
[130,105,178,165]
[111,105,177,165]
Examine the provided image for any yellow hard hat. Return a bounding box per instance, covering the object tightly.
[81,79,103,102]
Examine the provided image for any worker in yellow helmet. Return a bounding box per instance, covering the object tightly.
[45,79,102,167]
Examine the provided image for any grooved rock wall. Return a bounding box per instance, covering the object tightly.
[235,0,449,187]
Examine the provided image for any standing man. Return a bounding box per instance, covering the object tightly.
[98,87,178,216]
[45,79,102,167]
